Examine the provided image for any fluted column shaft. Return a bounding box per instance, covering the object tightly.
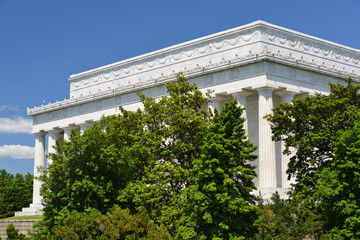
[32,132,46,207]
[232,92,250,136]
[258,87,276,188]
[280,93,296,189]
[47,130,61,166]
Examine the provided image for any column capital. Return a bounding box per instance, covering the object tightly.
[77,120,95,134]
[33,130,46,137]
[252,83,279,91]
[275,88,300,98]
[209,93,227,101]
[61,124,78,130]
[62,124,79,141]
[77,121,94,129]
[229,90,253,98]
[46,127,62,134]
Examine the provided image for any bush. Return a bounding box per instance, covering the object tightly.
[6,224,25,240]
[47,207,172,240]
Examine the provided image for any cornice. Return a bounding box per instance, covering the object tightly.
[68,20,360,83]
[28,47,360,116]
[261,30,360,65]
[68,21,266,81]
[29,21,360,116]
[69,29,261,91]
[67,21,360,96]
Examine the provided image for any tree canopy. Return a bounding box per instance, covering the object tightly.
[40,73,259,239]
[177,101,258,240]
[267,78,360,238]
[268,78,360,195]
[0,169,33,218]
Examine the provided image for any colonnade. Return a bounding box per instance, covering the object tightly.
[29,86,299,211]
[31,122,93,209]
[209,86,298,191]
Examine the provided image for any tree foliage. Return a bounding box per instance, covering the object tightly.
[41,108,148,229]
[267,78,360,237]
[127,74,211,231]
[0,170,33,218]
[267,78,360,196]
[177,101,258,240]
[316,118,360,239]
[47,207,172,240]
[255,193,328,240]
[40,73,259,238]
[6,223,26,240]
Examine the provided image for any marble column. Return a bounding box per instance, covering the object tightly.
[78,122,93,134]
[208,96,224,114]
[63,125,79,141]
[32,132,46,208]
[63,126,72,142]
[257,87,277,189]
[279,92,296,189]
[47,129,61,166]
[231,91,251,136]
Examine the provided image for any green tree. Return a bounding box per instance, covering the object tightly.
[41,108,148,230]
[6,224,25,240]
[40,73,211,234]
[126,73,211,231]
[267,78,360,196]
[254,193,327,240]
[177,100,258,240]
[0,170,33,218]
[47,207,172,240]
[267,78,360,237]
[316,117,360,239]
[40,73,260,238]
[0,170,13,194]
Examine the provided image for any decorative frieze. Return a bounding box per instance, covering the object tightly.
[27,47,360,116]
[65,21,360,99]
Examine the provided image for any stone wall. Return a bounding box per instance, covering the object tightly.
[0,220,38,239]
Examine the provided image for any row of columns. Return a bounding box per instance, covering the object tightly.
[30,87,298,209]
[31,122,94,208]
[210,87,297,190]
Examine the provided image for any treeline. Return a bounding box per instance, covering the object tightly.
[28,74,360,239]
[0,169,32,218]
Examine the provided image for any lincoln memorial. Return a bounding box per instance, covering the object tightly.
[16,21,360,216]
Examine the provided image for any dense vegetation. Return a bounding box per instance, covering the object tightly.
[28,75,360,239]
[267,78,360,239]
[0,169,33,218]
[36,74,258,239]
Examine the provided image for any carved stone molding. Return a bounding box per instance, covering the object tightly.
[68,21,360,96]
[28,21,360,116]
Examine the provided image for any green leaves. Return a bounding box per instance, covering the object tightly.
[268,78,360,194]
[315,117,360,239]
[0,170,33,218]
[40,73,259,239]
[47,207,173,240]
[178,100,258,239]
[267,78,360,238]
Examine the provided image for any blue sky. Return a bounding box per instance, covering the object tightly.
[1,0,360,175]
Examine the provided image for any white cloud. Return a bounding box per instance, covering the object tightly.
[0,105,19,112]
[0,145,34,159]
[0,117,32,134]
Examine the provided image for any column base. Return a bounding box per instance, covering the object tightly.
[15,203,43,216]
[252,187,291,202]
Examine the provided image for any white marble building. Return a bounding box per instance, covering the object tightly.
[17,21,360,216]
